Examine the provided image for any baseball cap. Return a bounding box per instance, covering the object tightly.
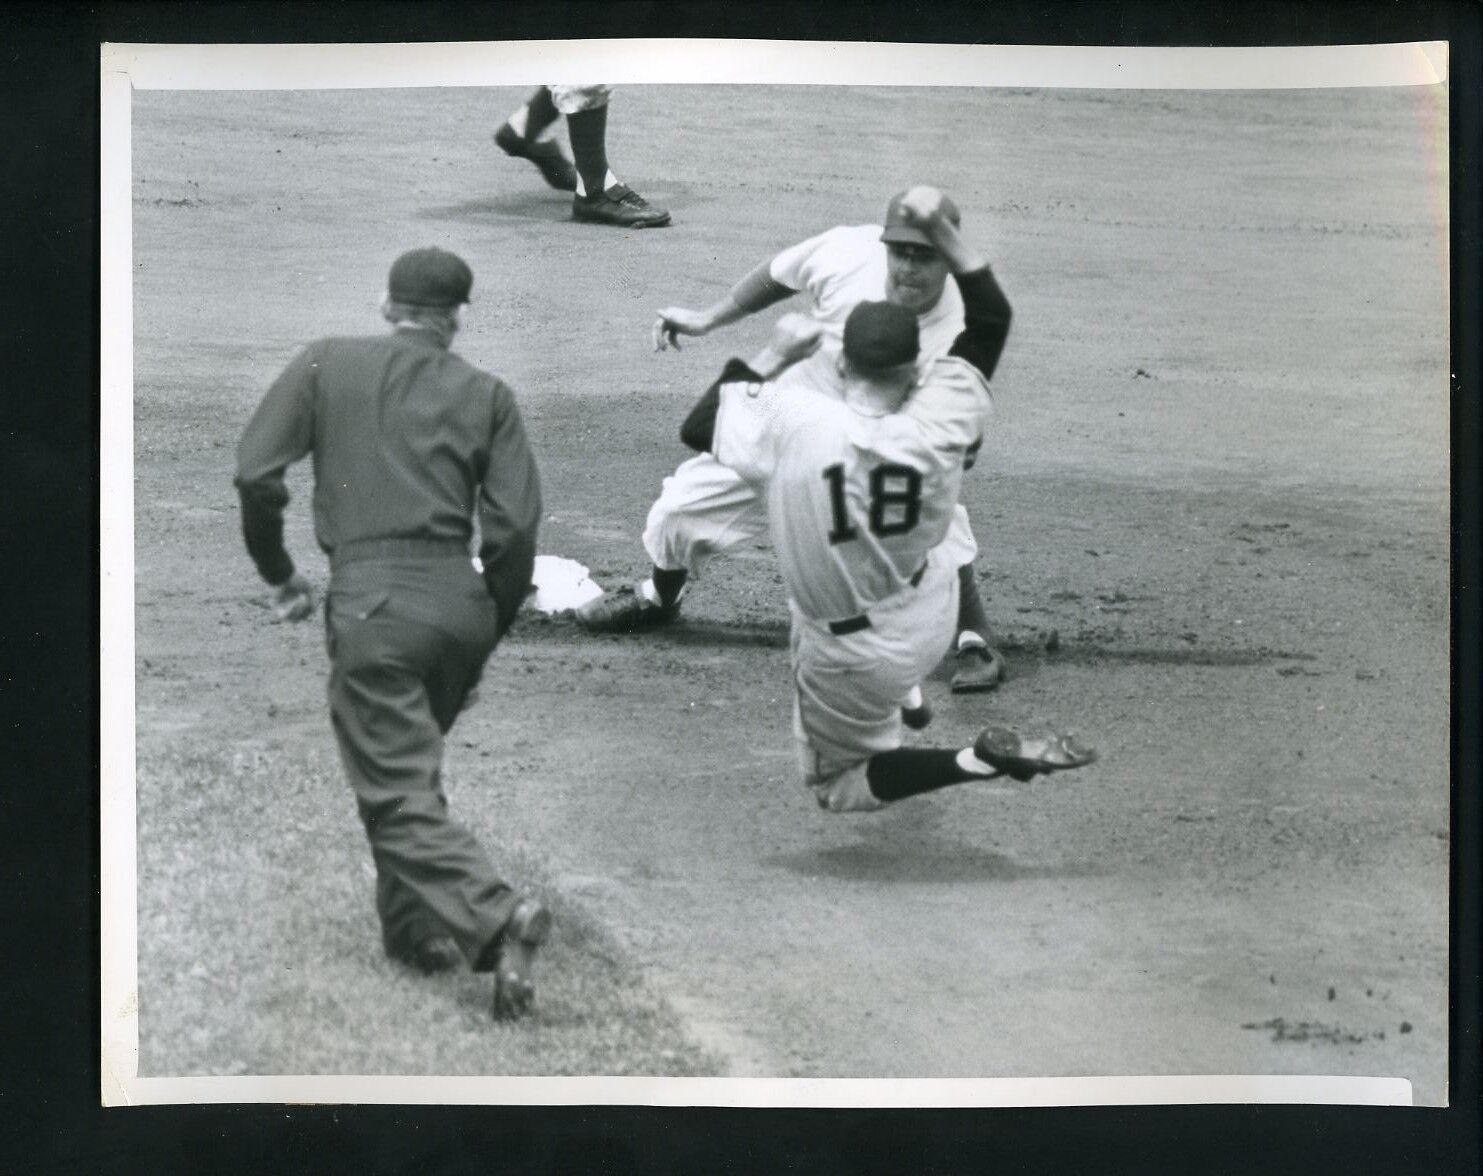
[387,247,474,308]
[843,301,920,372]
[879,189,961,248]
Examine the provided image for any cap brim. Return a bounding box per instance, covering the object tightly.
[879,225,935,248]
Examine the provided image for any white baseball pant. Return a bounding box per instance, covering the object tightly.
[549,85,611,114]
[790,548,960,814]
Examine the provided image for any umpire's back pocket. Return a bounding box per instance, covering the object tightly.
[325,588,391,660]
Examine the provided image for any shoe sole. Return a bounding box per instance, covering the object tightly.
[950,653,1006,694]
[950,670,1003,694]
[493,902,552,1021]
[572,215,673,228]
[974,727,1098,781]
[571,209,672,228]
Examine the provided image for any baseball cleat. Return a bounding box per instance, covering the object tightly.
[973,726,1098,783]
[901,699,933,730]
[951,643,1006,693]
[575,584,681,634]
[493,124,579,192]
[572,184,672,228]
[492,898,552,1022]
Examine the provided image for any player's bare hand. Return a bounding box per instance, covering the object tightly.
[271,572,316,623]
[769,313,826,363]
[653,306,711,352]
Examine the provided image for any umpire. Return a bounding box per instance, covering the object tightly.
[234,246,551,1021]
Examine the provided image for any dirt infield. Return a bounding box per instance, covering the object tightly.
[129,84,1450,1100]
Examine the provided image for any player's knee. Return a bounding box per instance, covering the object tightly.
[807,763,884,814]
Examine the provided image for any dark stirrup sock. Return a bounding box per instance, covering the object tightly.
[866,748,985,803]
[651,566,689,608]
[956,562,992,639]
[566,103,611,196]
[523,86,559,140]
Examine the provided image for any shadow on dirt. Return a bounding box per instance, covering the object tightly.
[764,840,1101,884]
[418,183,698,227]
[1030,644,1316,668]
[513,615,790,650]
[417,192,574,225]
[511,613,1318,666]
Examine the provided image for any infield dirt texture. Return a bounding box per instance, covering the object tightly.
[128,84,1450,1101]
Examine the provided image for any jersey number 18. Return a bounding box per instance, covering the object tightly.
[822,462,923,544]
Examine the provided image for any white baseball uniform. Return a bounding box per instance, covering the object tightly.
[642,224,979,577]
[712,352,994,813]
[547,85,611,114]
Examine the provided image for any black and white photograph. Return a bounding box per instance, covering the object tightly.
[100,39,1452,1107]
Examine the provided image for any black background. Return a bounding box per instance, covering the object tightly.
[1,2,1477,1172]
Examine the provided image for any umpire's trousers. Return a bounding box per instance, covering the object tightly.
[325,544,519,971]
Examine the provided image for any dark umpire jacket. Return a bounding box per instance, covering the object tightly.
[234,325,541,637]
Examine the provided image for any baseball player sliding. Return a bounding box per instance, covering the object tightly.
[576,188,1007,693]
[673,188,1095,812]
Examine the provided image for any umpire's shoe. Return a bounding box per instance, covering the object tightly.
[950,642,1006,693]
[494,124,579,192]
[973,726,1098,783]
[400,935,462,975]
[492,898,553,1022]
[575,584,681,634]
[572,183,671,228]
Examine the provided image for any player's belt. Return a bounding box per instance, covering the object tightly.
[331,536,472,566]
[825,561,929,636]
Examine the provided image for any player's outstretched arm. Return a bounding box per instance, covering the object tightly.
[653,259,799,351]
[745,313,825,380]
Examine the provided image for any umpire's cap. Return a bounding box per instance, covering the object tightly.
[880,189,961,248]
[388,247,473,308]
[843,301,920,372]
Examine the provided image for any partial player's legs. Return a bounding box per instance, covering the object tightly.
[552,85,670,228]
[577,453,768,633]
[494,86,579,191]
[792,559,1094,814]
[939,504,1007,693]
[326,601,550,1019]
[953,563,1007,692]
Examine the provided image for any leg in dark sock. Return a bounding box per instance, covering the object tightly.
[565,103,611,197]
[865,747,993,804]
[565,96,670,227]
[495,88,577,191]
[651,566,689,609]
[521,86,559,141]
[956,563,993,641]
[951,563,1006,693]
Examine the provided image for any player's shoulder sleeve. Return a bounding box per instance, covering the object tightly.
[712,366,785,483]
[767,224,868,291]
[713,365,833,484]
[903,356,994,451]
